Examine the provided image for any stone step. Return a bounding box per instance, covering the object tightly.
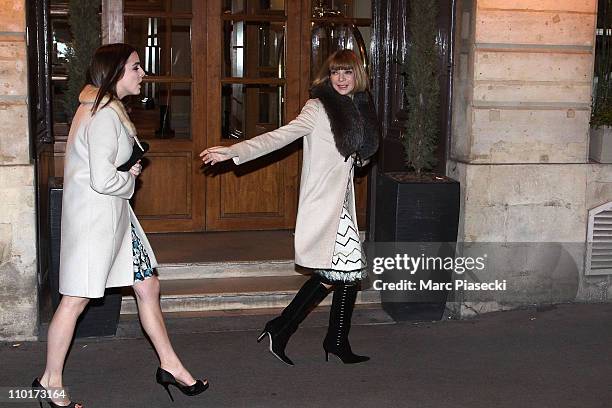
[121,275,381,315]
[156,259,296,280]
[116,305,394,339]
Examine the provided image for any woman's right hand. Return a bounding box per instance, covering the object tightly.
[129,160,142,177]
[199,146,236,165]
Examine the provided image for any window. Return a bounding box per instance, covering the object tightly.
[123,0,193,139]
[221,0,286,140]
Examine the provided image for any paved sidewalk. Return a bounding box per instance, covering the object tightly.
[1,303,611,408]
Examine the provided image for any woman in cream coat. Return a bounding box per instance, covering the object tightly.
[201,50,379,366]
[33,44,207,408]
[59,80,154,298]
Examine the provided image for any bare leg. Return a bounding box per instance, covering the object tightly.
[133,276,203,386]
[39,295,89,406]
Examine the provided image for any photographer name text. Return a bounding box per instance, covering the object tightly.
[372,279,507,291]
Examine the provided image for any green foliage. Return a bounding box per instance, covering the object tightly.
[399,0,440,174]
[592,0,612,128]
[591,105,612,128]
[62,0,101,120]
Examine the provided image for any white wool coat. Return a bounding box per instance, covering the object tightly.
[59,88,157,298]
[230,98,358,269]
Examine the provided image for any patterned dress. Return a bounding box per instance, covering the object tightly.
[131,224,154,282]
[314,177,367,284]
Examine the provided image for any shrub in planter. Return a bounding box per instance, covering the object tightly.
[374,0,460,321]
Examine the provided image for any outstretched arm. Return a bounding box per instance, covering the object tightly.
[200,146,237,166]
[199,99,319,166]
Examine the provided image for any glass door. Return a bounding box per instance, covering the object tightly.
[204,0,302,230]
[122,0,206,232]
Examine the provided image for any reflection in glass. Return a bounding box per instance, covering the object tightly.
[147,18,161,75]
[259,23,284,72]
[224,20,244,77]
[223,20,285,78]
[125,82,192,140]
[50,11,71,123]
[125,17,167,76]
[311,24,368,79]
[125,17,192,77]
[222,84,282,139]
[171,19,192,76]
[310,0,370,80]
[51,17,70,76]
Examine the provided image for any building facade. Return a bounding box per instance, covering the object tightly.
[1,0,611,340]
[448,0,612,316]
[0,0,39,340]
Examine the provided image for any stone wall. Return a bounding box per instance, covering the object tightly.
[448,0,610,316]
[0,0,38,340]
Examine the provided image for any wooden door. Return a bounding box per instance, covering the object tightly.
[121,0,206,232]
[115,0,372,232]
[204,0,302,231]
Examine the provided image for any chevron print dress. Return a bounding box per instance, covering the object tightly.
[315,178,367,283]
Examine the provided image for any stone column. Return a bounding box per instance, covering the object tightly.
[0,0,38,340]
[448,0,607,316]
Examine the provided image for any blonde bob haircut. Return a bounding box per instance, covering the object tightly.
[312,49,369,93]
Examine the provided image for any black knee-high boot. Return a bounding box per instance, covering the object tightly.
[323,283,369,364]
[257,276,329,365]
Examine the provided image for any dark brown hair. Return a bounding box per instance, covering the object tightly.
[86,43,138,112]
[311,49,369,93]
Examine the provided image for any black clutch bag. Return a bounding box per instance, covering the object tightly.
[117,141,149,171]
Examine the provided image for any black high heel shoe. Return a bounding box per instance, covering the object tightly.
[323,284,370,364]
[31,378,82,408]
[324,347,370,364]
[257,324,294,366]
[256,276,329,366]
[155,367,209,402]
[256,320,274,344]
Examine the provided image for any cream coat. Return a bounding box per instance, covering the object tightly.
[230,99,357,269]
[59,90,157,298]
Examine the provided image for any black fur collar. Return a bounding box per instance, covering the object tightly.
[310,81,380,161]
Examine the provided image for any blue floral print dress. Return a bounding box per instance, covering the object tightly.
[131,224,154,282]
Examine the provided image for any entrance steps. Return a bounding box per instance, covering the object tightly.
[121,260,380,315]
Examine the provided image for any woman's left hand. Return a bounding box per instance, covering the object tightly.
[129,160,142,177]
[199,146,236,165]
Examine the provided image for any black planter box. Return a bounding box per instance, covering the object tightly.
[49,178,122,338]
[374,172,460,321]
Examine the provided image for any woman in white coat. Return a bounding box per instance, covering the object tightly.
[201,49,379,365]
[33,44,208,408]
